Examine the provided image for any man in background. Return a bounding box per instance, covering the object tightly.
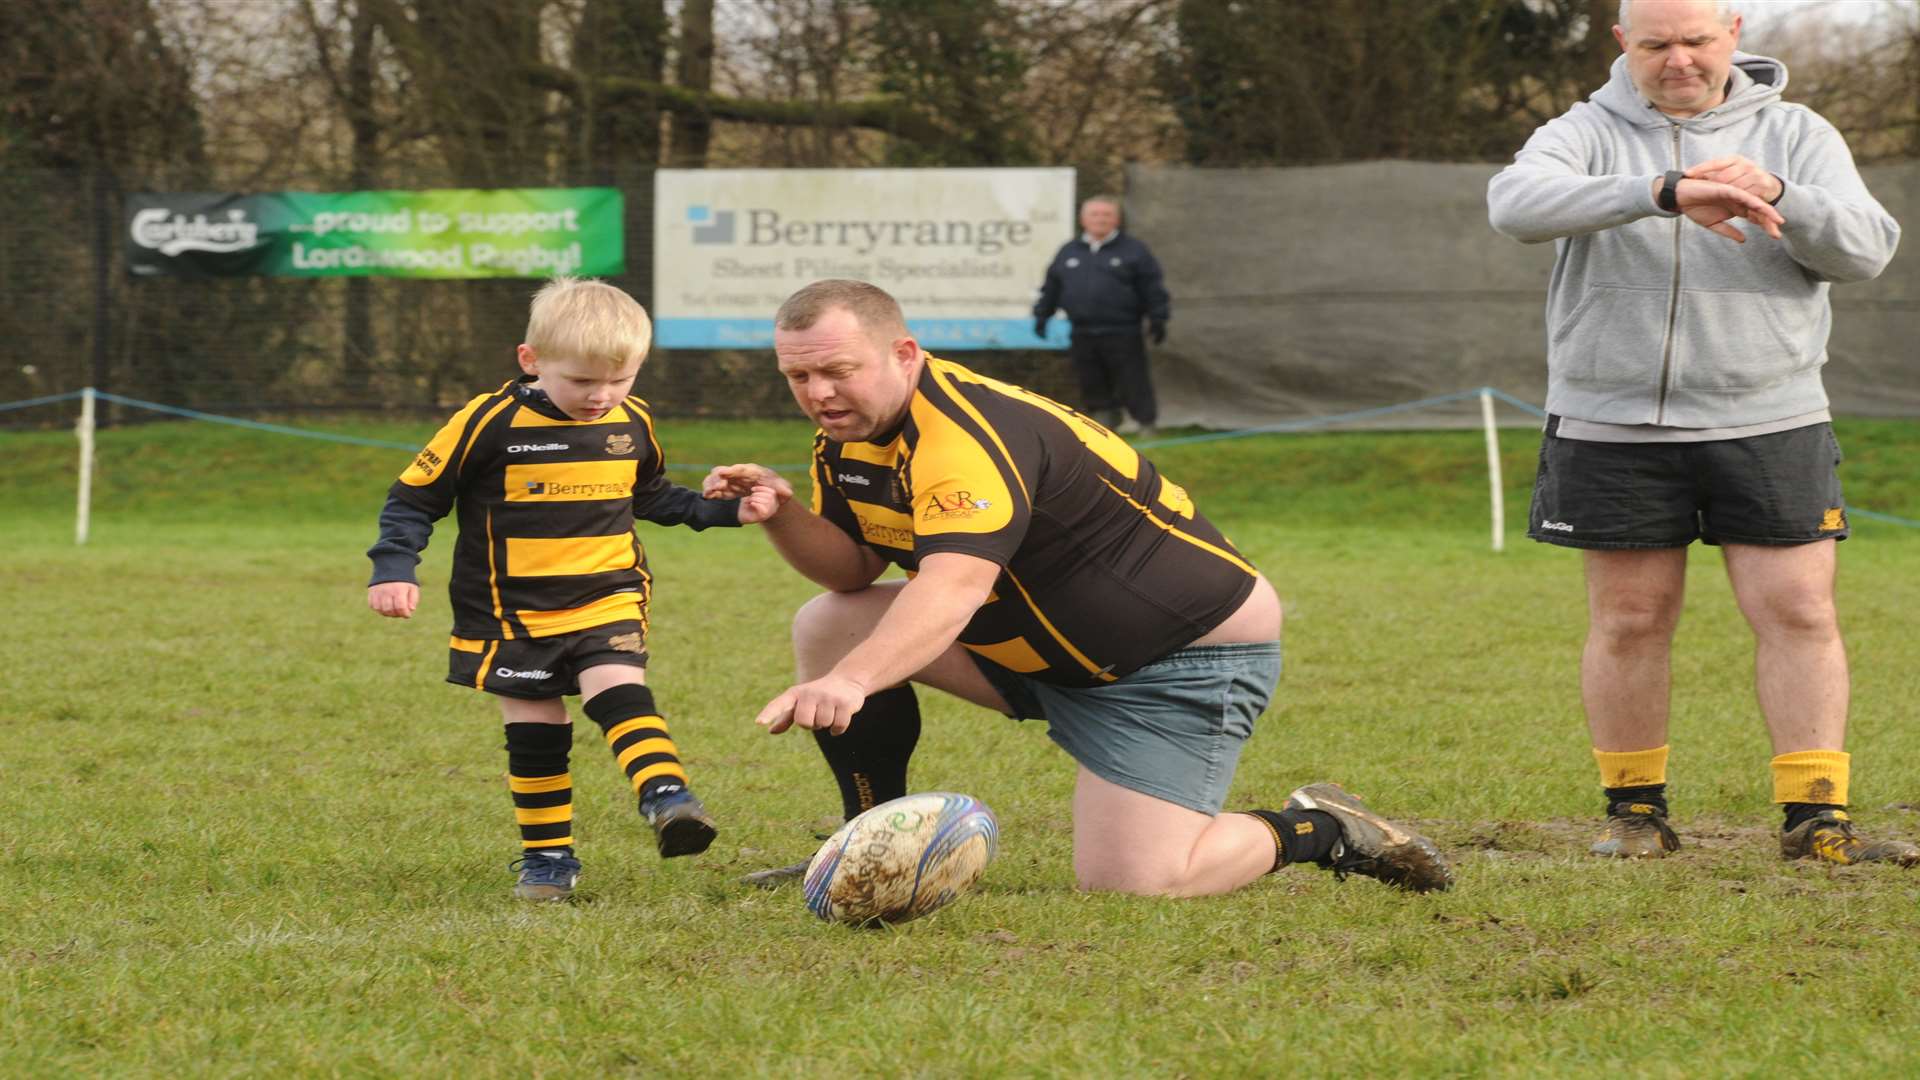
[1487,0,1909,865]
[1033,195,1171,438]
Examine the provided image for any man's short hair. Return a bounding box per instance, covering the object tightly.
[525,276,652,370]
[1082,194,1122,212]
[775,279,909,339]
[1618,0,1734,31]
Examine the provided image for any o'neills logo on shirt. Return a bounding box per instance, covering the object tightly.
[922,490,991,519]
[129,208,262,256]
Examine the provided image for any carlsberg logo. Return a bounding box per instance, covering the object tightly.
[130,208,262,256]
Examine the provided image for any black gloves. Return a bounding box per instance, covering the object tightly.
[1034,318,1050,340]
[1149,319,1167,345]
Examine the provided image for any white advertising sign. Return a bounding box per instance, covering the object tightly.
[653,168,1075,350]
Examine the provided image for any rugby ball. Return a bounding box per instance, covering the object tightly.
[803,792,998,925]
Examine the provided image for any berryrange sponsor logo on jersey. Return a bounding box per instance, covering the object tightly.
[654,168,1076,350]
[126,189,623,279]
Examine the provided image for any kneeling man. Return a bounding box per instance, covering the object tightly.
[708,279,1450,896]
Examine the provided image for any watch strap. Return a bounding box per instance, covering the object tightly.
[1658,170,1685,213]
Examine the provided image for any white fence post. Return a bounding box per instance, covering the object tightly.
[1480,388,1504,553]
[76,386,95,546]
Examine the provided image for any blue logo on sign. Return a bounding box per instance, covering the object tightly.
[688,205,735,244]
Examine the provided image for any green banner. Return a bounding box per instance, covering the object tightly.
[126,188,624,279]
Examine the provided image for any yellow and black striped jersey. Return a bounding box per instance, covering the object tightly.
[812,356,1258,687]
[368,377,739,640]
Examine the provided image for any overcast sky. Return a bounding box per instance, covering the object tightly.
[1736,0,1917,41]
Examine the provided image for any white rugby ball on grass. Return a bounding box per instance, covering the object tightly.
[804,792,998,925]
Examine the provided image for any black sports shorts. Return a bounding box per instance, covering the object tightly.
[1528,417,1848,550]
[447,619,649,699]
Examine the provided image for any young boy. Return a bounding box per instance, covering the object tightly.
[366,276,778,901]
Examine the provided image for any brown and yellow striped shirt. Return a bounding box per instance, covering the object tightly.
[811,356,1257,687]
[368,377,738,640]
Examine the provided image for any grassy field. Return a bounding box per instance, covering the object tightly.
[4,413,1920,1078]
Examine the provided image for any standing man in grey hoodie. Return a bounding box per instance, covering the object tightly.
[1487,0,1910,866]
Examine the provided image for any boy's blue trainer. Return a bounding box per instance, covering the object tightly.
[510,849,582,900]
[641,789,717,858]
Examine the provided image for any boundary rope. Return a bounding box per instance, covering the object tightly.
[4,388,1914,528]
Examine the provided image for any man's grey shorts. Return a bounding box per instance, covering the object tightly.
[972,642,1282,815]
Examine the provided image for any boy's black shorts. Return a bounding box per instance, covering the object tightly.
[447,620,649,699]
[1528,417,1849,550]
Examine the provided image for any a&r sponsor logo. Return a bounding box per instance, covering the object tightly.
[688,205,735,244]
[922,490,991,519]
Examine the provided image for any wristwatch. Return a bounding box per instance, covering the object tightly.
[1658,170,1685,213]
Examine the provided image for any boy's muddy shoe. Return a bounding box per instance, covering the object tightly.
[641,790,717,858]
[1286,782,1453,892]
[1590,804,1681,859]
[511,849,582,901]
[740,859,809,890]
[1781,809,1920,867]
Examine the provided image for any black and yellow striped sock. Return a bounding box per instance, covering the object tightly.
[504,721,574,851]
[583,684,691,803]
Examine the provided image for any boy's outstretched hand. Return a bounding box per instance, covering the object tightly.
[368,581,419,619]
[738,483,784,524]
[705,464,794,504]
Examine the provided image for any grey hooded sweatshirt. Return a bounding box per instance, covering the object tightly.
[1487,51,1899,429]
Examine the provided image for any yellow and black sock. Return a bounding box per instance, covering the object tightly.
[1595,745,1670,817]
[1242,808,1340,871]
[504,721,573,851]
[1773,750,1849,831]
[812,685,920,820]
[584,684,690,803]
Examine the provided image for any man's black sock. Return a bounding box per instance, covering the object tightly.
[1604,783,1668,818]
[1783,801,1844,832]
[1243,808,1341,870]
[813,685,921,820]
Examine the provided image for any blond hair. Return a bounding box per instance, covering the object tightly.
[775,279,909,340]
[524,276,653,370]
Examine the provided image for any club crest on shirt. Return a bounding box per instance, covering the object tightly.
[605,433,635,455]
